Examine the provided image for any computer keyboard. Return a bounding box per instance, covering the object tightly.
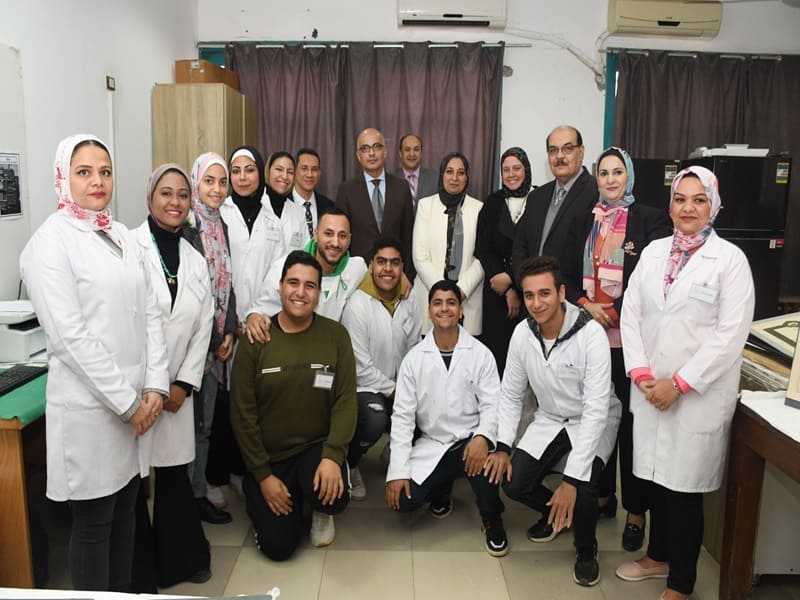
[0,364,48,397]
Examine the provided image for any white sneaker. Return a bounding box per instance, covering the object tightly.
[349,466,366,500]
[310,511,335,547]
[206,484,227,509]
[229,474,244,499]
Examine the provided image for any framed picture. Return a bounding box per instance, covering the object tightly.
[751,312,800,360]
[0,152,22,218]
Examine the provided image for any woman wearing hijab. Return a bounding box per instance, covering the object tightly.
[475,147,533,375]
[563,147,672,551]
[132,164,213,589]
[265,150,306,250]
[615,166,754,600]
[220,145,286,324]
[185,153,238,524]
[19,134,169,591]
[412,152,484,334]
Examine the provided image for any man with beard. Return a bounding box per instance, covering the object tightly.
[340,237,422,500]
[245,207,367,342]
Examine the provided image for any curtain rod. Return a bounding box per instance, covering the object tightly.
[607,48,782,61]
[198,42,532,49]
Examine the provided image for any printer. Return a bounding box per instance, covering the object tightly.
[0,301,46,362]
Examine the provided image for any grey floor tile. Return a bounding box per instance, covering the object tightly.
[224,545,325,598]
[319,550,413,600]
[501,550,605,600]
[413,551,510,600]
[159,545,241,597]
[327,506,413,552]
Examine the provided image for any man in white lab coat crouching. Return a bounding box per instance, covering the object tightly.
[485,256,621,586]
[386,279,508,557]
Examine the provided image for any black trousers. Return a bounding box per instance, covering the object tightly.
[502,428,604,551]
[598,348,648,515]
[398,438,504,520]
[207,383,245,485]
[68,474,139,592]
[131,465,211,591]
[646,480,704,595]
[347,392,391,467]
[243,442,350,561]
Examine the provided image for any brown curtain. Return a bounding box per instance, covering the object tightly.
[225,41,504,201]
[613,50,800,299]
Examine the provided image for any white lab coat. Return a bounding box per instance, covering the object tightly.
[135,223,214,467]
[621,231,755,493]
[412,193,484,335]
[19,213,169,501]
[387,326,500,484]
[220,192,286,322]
[250,251,367,322]
[499,303,621,482]
[341,288,422,396]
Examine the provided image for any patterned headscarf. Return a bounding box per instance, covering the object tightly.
[582,147,636,301]
[191,152,232,379]
[663,165,722,294]
[500,147,532,198]
[54,134,121,246]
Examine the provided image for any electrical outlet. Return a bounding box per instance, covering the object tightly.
[106,75,116,91]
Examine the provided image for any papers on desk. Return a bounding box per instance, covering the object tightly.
[741,390,800,443]
[749,312,800,360]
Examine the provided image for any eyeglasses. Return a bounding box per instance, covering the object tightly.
[358,142,385,154]
[547,143,580,157]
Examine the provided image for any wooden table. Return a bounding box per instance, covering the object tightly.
[720,402,800,599]
[0,370,47,588]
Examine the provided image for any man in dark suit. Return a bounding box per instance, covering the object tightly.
[512,126,598,284]
[292,148,335,246]
[391,133,438,209]
[336,128,415,279]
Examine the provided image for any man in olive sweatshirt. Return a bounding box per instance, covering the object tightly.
[230,251,357,560]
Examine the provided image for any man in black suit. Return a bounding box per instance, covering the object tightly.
[512,126,598,283]
[391,133,438,209]
[336,128,415,279]
[293,148,335,247]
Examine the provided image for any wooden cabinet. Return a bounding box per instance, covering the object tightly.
[152,83,258,172]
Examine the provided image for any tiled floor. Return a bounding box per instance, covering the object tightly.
[38,439,800,599]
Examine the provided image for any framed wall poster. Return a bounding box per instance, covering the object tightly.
[0,152,22,218]
[750,312,800,359]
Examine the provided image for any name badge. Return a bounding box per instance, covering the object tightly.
[290,232,301,247]
[558,365,580,380]
[188,276,207,302]
[689,283,718,304]
[313,371,334,390]
[265,228,281,242]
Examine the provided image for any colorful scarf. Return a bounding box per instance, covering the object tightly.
[663,166,722,295]
[53,134,121,247]
[582,147,635,301]
[191,152,232,378]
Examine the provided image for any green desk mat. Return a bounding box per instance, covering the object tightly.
[0,368,47,426]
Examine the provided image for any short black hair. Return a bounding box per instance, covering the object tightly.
[428,279,462,305]
[280,250,322,286]
[370,236,404,262]
[518,256,563,289]
[296,147,320,163]
[267,151,295,169]
[318,206,349,221]
[545,126,583,149]
[398,133,422,150]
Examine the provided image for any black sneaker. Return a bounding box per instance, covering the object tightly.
[196,497,232,524]
[428,494,453,519]
[526,516,560,543]
[573,545,600,586]
[482,518,509,557]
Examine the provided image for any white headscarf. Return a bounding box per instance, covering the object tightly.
[54,133,121,246]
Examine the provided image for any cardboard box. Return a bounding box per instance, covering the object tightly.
[175,59,238,90]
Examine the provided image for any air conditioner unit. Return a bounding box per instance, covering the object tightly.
[398,0,507,28]
[608,0,723,38]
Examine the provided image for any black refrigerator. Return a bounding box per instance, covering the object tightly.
[680,155,791,320]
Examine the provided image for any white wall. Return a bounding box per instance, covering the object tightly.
[197,0,800,185]
[0,0,197,297]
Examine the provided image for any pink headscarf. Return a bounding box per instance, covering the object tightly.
[663,166,723,294]
[54,134,120,246]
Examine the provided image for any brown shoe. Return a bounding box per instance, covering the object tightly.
[615,560,669,582]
